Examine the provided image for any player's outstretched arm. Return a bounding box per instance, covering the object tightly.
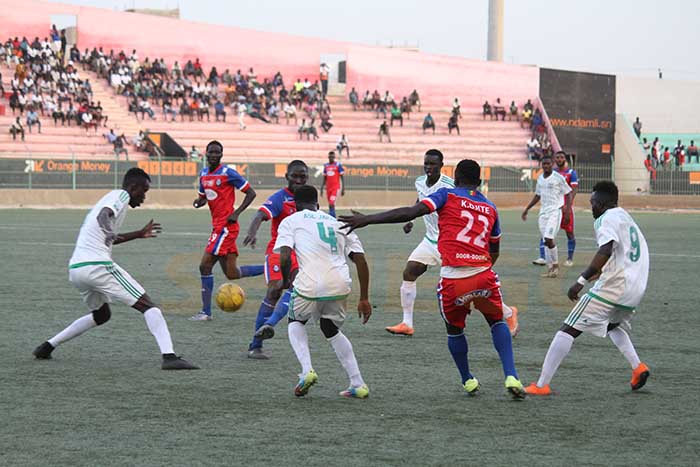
[320,176,326,195]
[567,240,613,301]
[114,219,162,245]
[521,194,541,221]
[340,174,345,196]
[227,187,257,224]
[339,203,430,233]
[350,252,371,324]
[279,246,293,289]
[243,210,268,248]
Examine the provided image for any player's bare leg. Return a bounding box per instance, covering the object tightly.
[33,303,113,359]
[387,261,427,336]
[133,294,198,369]
[542,237,559,278]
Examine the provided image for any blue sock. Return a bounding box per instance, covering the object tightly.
[249,300,275,350]
[265,289,291,327]
[200,275,214,316]
[329,205,336,218]
[447,333,472,384]
[491,321,517,378]
[539,238,545,259]
[567,238,576,261]
[239,265,264,278]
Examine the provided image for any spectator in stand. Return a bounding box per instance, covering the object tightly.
[268,100,280,124]
[527,136,541,161]
[390,103,403,127]
[193,58,204,78]
[138,98,156,120]
[199,99,211,122]
[509,101,518,121]
[452,98,461,119]
[400,96,411,120]
[272,71,284,91]
[493,98,507,121]
[423,113,436,134]
[81,110,98,134]
[409,89,421,111]
[298,118,309,139]
[247,100,270,123]
[448,112,460,135]
[633,117,642,139]
[9,90,24,115]
[320,62,330,96]
[688,140,699,164]
[644,155,656,181]
[320,108,333,132]
[482,100,492,120]
[378,120,391,143]
[336,134,350,159]
[214,99,226,122]
[237,101,247,130]
[283,100,297,125]
[349,87,359,111]
[362,90,372,110]
[376,100,387,120]
[26,106,41,133]
[531,109,544,134]
[663,147,671,168]
[208,66,218,86]
[9,116,25,141]
[674,141,685,170]
[162,98,177,121]
[106,130,129,160]
[189,145,202,162]
[307,119,319,140]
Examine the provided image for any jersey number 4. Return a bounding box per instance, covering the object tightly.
[456,211,489,247]
[317,222,339,253]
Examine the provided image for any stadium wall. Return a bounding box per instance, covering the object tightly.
[616,76,700,133]
[614,114,649,194]
[3,189,699,210]
[1,0,538,105]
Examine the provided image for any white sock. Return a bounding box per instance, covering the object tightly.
[544,246,552,267]
[400,280,417,327]
[502,303,513,319]
[288,321,312,374]
[608,327,641,369]
[536,331,574,387]
[549,246,559,266]
[328,331,364,387]
[143,307,174,355]
[48,313,97,347]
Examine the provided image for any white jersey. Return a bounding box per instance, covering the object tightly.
[535,171,571,216]
[415,174,454,243]
[273,209,364,300]
[589,207,649,308]
[69,189,130,267]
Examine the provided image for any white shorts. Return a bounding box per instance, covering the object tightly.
[69,262,145,310]
[407,238,441,267]
[538,210,562,240]
[563,293,634,337]
[288,292,347,327]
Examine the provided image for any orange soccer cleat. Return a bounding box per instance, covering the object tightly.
[506,306,520,337]
[524,383,553,396]
[630,363,650,391]
[385,322,414,336]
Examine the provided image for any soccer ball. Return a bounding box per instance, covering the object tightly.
[215,283,246,312]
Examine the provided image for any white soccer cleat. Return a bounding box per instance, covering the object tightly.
[532,257,546,266]
[189,312,212,321]
[564,259,574,267]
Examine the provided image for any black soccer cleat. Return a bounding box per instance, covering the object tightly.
[254,324,275,340]
[33,341,55,359]
[161,356,200,370]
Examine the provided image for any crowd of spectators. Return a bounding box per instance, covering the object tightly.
[643,136,699,174]
[2,28,109,142]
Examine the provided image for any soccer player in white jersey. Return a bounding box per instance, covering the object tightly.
[521,154,572,278]
[387,149,454,336]
[526,181,650,395]
[269,185,372,398]
[32,168,198,370]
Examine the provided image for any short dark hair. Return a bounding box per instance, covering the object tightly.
[455,159,480,184]
[328,151,335,157]
[122,167,150,187]
[541,153,553,161]
[206,140,223,152]
[287,159,308,171]
[592,180,618,204]
[294,184,318,204]
[424,149,444,162]
[554,150,567,157]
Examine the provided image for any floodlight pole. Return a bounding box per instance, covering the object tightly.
[487,0,504,62]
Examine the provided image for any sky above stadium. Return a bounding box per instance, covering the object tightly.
[49,0,700,80]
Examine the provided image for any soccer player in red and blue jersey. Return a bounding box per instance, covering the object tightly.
[534,151,579,267]
[242,160,308,358]
[320,151,345,218]
[190,141,263,321]
[340,159,526,398]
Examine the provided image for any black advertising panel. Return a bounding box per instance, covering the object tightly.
[540,68,616,163]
